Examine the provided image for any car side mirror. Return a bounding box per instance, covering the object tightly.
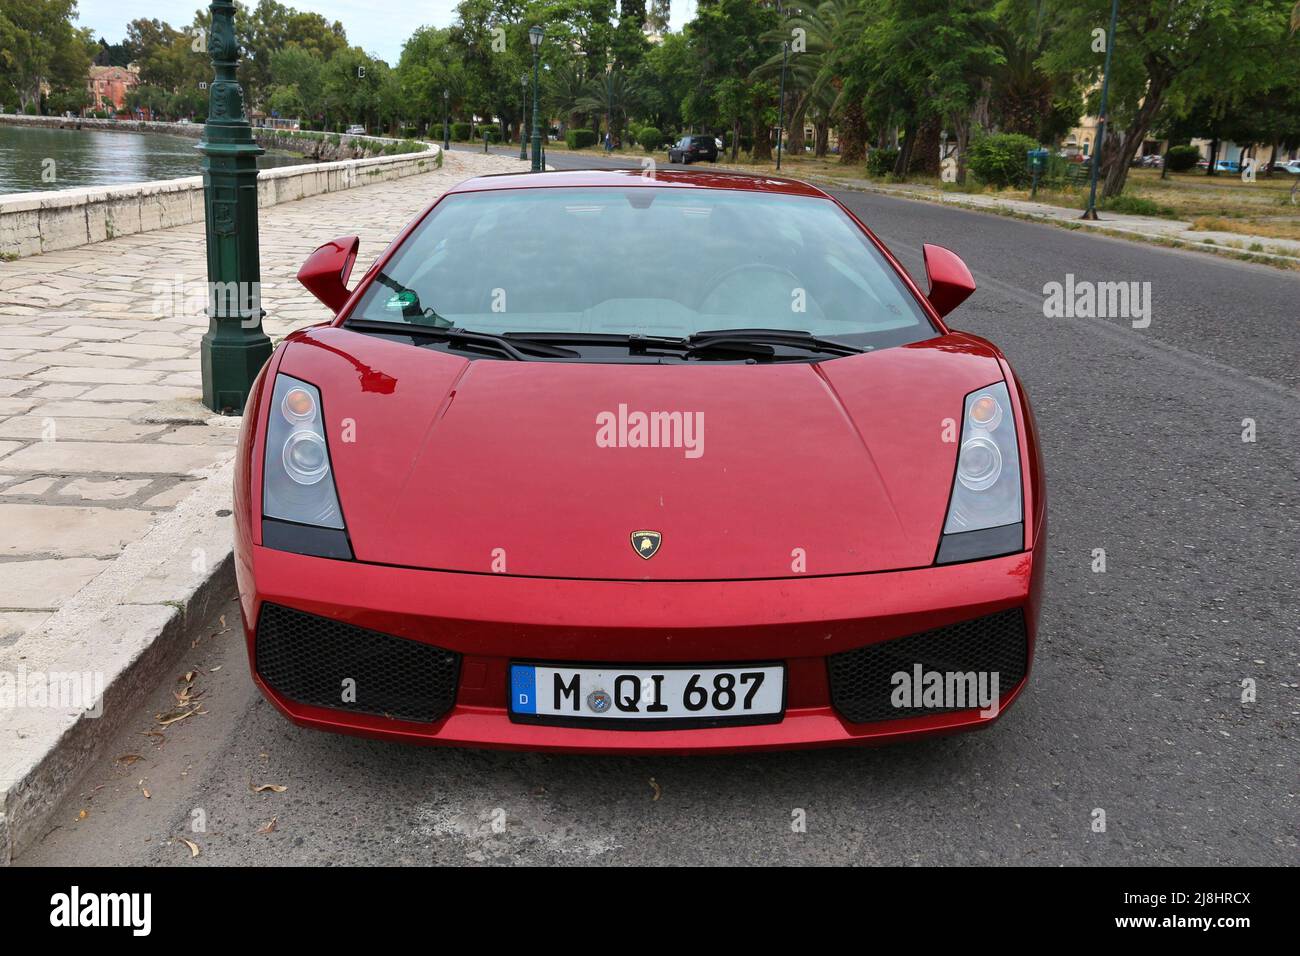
[922,243,976,318]
[297,236,360,313]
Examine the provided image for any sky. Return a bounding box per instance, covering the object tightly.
[73,1,696,66]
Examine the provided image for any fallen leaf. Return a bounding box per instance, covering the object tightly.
[77,809,88,821]
[141,788,151,800]
[116,753,144,766]
[249,778,288,794]
[155,706,201,726]
[209,666,222,672]
[179,838,200,858]
[258,817,277,834]
[649,778,662,801]
[181,671,196,683]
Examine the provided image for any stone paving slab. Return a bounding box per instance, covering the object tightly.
[0,147,527,861]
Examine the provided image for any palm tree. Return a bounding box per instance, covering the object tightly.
[577,69,642,146]
[752,0,867,161]
[543,60,590,134]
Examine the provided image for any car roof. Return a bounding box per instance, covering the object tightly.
[444,167,830,199]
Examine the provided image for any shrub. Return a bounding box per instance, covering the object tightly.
[1165,144,1199,173]
[637,126,664,152]
[967,133,1040,188]
[451,121,472,141]
[1099,194,1176,218]
[565,128,597,149]
[866,147,898,177]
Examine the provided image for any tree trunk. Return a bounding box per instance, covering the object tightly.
[1206,137,1220,177]
[751,120,772,161]
[787,98,806,156]
[731,118,740,161]
[893,119,918,178]
[910,117,940,176]
[837,99,868,164]
[1101,73,1167,198]
[815,118,829,158]
[1266,142,1278,178]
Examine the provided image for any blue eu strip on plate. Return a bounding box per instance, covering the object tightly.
[510,665,537,714]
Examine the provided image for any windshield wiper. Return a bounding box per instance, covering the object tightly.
[344,319,580,360]
[687,328,868,357]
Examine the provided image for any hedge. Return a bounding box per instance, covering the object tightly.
[637,126,664,152]
[866,147,898,177]
[565,128,597,149]
[967,133,1040,188]
[451,121,473,141]
[1165,145,1199,173]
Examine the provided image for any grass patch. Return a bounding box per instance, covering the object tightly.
[1190,215,1300,242]
[1098,194,1177,218]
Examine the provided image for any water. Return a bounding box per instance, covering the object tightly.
[0,123,309,194]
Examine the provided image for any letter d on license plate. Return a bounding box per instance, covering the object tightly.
[509,663,785,724]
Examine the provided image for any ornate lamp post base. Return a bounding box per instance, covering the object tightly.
[198,1,272,414]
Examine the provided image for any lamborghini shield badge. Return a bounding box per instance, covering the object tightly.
[631,530,662,559]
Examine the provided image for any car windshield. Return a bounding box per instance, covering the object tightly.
[345,185,934,348]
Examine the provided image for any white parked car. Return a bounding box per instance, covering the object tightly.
[345,125,366,136]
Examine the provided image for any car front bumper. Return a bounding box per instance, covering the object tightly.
[237,544,1043,754]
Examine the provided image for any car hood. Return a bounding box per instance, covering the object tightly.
[274,327,1009,580]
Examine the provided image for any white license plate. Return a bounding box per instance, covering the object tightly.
[510,663,785,723]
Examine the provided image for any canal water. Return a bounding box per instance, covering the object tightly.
[0,123,308,194]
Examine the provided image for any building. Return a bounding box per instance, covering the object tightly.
[87,65,140,114]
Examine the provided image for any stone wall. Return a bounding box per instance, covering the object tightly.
[0,115,440,259]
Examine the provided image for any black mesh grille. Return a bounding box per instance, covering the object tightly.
[255,603,460,723]
[827,609,1028,723]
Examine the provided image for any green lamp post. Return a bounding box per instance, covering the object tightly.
[519,74,528,161]
[1082,0,1119,220]
[197,0,271,414]
[529,25,543,173]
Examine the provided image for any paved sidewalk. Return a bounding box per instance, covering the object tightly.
[814,175,1300,264]
[0,147,525,859]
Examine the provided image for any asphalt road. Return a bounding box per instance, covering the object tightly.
[20,150,1298,866]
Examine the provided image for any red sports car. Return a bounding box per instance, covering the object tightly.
[234,168,1045,753]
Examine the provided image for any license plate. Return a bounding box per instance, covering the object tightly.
[509,663,785,725]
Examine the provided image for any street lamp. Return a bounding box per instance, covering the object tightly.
[519,74,528,161]
[529,25,543,173]
[776,39,789,170]
[1082,0,1119,220]
[197,0,271,414]
[442,88,449,151]
[605,62,614,152]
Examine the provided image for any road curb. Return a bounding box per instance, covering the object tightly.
[801,176,1300,268]
[0,464,237,864]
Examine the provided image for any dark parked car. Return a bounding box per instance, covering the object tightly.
[669,135,718,164]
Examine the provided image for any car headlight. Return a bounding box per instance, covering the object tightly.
[937,381,1023,564]
[261,374,352,559]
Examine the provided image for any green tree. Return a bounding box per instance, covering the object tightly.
[1044,0,1296,197]
[0,0,96,112]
